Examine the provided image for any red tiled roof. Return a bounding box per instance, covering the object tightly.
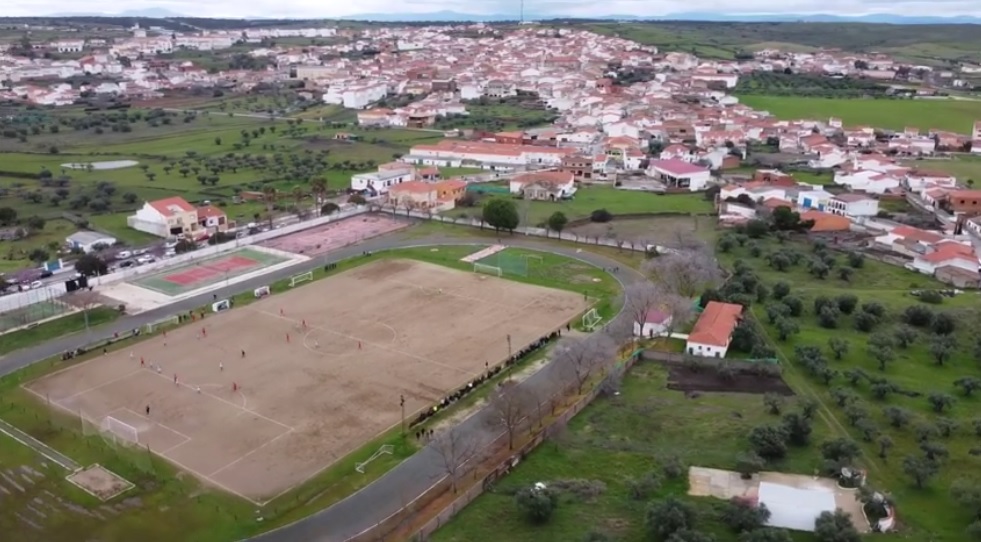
[688,301,743,347]
[649,159,709,176]
[149,196,194,217]
[891,226,944,245]
[197,205,225,219]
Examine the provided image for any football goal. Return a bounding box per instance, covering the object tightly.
[582,308,603,331]
[145,315,179,334]
[355,444,394,473]
[473,263,503,277]
[101,416,139,446]
[254,285,271,298]
[289,271,313,287]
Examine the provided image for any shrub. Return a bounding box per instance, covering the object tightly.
[902,305,934,328]
[919,290,944,304]
[514,485,559,523]
[590,209,613,223]
[627,472,662,500]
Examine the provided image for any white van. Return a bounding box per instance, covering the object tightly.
[30,280,43,289]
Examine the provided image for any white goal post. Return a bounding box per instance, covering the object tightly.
[355,444,394,473]
[254,285,271,298]
[101,416,139,445]
[473,263,503,277]
[289,271,313,287]
[145,315,180,334]
[582,308,603,331]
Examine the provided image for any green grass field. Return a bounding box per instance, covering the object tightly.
[0,307,118,356]
[717,235,981,541]
[433,362,822,542]
[902,156,981,184]
[738,96,981,133]
[446,186,714,226]
[0,243,621,542]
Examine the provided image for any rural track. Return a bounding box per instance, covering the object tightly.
[0,226,647,542]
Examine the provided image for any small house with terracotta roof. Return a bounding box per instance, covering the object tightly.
[388,180,437,208]
[127,196,201,238]
[196,205,229,233]
[686,301,744,358]
[911,240,979,277]
[634,308,673,338]
[800,210,851,232]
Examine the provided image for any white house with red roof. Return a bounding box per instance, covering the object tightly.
[685,301,743,358]
[646,159,712,191]
[834,169,902,195]
[911,240,979,276]
[127,196,203,238]
[508,171,576,200]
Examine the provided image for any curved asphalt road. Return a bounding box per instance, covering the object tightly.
[0,229,648,542]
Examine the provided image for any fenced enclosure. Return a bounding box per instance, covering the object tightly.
[0,299,71,334]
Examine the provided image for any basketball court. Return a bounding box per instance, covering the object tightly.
[24,259,589,503]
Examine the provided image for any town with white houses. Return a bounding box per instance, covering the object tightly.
[3,22,981,288]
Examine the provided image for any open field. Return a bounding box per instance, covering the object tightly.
[433,362,823,542]
[577,21,981,65]
[902,155,981,184]
[566,215,717,245]
[716,234,981,540]
[446,186,714,225]
[0,218,77,273]
[260,214,409,258]
[738,96,981,133]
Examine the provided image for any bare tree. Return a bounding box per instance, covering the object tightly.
[429,428,478,494]
[662,293,694,337]
[555,334,617,395]
[624,282,663,338]
[488,383,533,450]
[641,246,721,298]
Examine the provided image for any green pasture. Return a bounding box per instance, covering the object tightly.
[718,236,981,540]
[738,96,981,133]
[433,363,822,542]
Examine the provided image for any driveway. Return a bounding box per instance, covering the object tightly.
[0,228,649,542]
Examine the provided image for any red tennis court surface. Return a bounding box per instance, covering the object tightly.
[131,248,289,296]
[166,256,257,285]
[260,215,408,257]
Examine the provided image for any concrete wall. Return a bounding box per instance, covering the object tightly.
[0,283,68,313]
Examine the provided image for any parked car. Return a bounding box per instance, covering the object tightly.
[29,280,43,289]
[119,260,135,269]
[39,270,53,278]
[136,255,154,264]
[116,250,132,259]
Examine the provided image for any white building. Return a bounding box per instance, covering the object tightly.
[646,159,712,191]
[350,169,415,195]
[911,241,979,275]
[685,301,743,358]
[127,196,201,238]
[66,231,116,253]
[826,193,879,217]
[796,189,834,211]
[633,308,673,338]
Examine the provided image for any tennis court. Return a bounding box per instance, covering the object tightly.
[129,248,289,296]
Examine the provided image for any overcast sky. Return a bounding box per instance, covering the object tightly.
[9,0,981,18]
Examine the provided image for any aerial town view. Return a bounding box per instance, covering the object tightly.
[3,2,981,541]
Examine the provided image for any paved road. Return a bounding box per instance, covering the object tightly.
[0,228,648,542]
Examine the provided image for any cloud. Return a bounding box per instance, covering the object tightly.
[6,0,981,18]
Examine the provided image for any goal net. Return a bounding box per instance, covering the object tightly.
[355,444,394,473]
[582,308,603,331]
[254,285,271,298]
[145,315,179,334]
[289,271,313,287]
[101,416,139,446]
[473,263,503,277]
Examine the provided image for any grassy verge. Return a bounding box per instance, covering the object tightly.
[432,362,824,542]
[0,242,622,541]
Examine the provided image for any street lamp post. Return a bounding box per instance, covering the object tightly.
[506,334,513,381]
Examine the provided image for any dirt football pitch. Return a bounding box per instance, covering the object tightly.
[26,259,589,502]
